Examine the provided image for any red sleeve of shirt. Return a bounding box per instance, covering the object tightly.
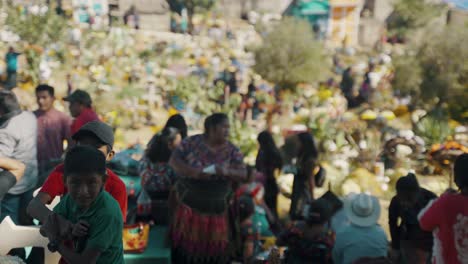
[104,169,128,223]
[39,164,66,202]
[419,194,446,232]
[70,109,100,135]
[70,118,82,136]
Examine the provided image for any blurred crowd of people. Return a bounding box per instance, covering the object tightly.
[0,83,467,264]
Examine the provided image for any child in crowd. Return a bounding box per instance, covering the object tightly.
[419,153,468,264]
[40,146,124,264]
[277,198,335,264]
[28,121,127,224]
[235,166,278,235]
[237,194,259,263]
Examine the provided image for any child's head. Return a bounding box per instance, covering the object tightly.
[396,173,420,207]
[72,121,115,161]
[454,153,468,191]
[64,146,107,209]
[305,199,331,227]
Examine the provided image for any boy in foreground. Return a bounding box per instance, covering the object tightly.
[27,121,127,224]
[40,146,124,264]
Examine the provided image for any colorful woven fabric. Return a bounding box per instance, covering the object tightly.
[169,134,245,263]
[172,203,229,255]
[280,221,335,263]
[139,158,175,196]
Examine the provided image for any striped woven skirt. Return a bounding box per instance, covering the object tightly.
[170,178,232,264]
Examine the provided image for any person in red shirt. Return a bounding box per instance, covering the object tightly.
[419,153,468,264]
[27,121,127,224]
[63,89,100,135]
[34,84,72,185]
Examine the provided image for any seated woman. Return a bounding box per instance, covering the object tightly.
[139,127,182,201]
[277,199,335,264]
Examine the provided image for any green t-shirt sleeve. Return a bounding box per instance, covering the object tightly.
[53,195,69,218]
[85,214,121,252]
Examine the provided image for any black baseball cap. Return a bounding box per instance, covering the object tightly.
[72,121,114,148]
[63,89,92,106]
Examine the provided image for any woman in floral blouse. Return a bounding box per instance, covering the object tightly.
[169,113,247,263]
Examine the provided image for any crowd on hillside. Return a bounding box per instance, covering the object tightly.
[0,83,467,264]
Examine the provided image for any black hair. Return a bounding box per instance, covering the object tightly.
[454,153,468,189]
[146,127,180,163]
[165,114,188,139]
[204,113,228,135]
[0,90,20,114]
[257,131,283,169]
[305,198,331,226]
[297,132,319,165]
[64,146,107,182]
[35,84,55,97]
[238,195,255,223]
[246,165,256,181]
[396,173,420,194]
[320,191,343,215]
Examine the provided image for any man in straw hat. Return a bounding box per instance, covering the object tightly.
[332,193,388,264]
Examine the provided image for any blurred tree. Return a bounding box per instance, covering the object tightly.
[4,6,69,84]
[391,55,422,103]
[253,17,327,90]
[392,25,468,122]
[387,0,442,40]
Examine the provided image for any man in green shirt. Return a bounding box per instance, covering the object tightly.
[40,146,124,264]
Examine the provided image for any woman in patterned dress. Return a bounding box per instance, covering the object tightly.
[169,113,247,263]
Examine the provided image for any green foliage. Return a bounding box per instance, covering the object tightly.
[168,76,222,115]
[4,7,69,84]
[167,0,216,32]
[417,26,468,106]
[189,0,217,12]
[228,112,258,163]
[392,25,468,121]
[5,8,68,46]
[253,17,327,90]
[415,110,452,147]
[387,0,441,38]
[391,55,422,99]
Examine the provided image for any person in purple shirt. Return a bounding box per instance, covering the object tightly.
[34,84,72,186]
